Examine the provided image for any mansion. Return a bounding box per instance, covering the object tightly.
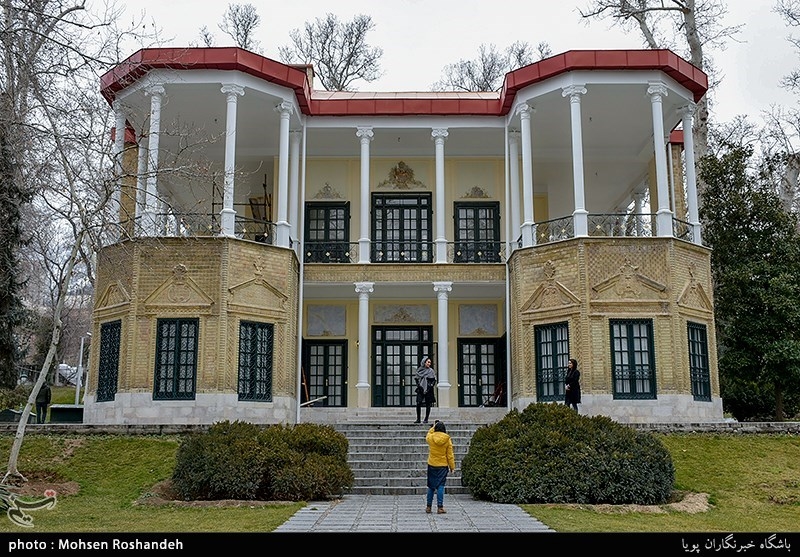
[84,46,722,425]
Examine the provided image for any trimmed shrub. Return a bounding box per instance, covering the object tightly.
[461,403,675,505]
[171,420,354,501]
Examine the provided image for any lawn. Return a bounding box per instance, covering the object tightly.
[0,411,799,532]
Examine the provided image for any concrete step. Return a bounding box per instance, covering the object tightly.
[338,422,478,496]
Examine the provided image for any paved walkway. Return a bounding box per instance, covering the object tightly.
[273,493,555,533]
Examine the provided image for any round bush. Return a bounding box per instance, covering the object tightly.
[171,420,353,502]
[461,403,675,505]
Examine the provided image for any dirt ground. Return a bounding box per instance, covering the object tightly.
[7,476,711,513]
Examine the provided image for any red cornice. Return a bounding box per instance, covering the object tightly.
[101,47,708,117]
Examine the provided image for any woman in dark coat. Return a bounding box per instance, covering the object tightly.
[414,356,437,424]
[564,358,581,412]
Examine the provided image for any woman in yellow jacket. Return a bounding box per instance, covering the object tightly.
[425,420,455,514]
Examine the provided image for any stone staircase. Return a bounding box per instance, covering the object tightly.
[333,421,488,496]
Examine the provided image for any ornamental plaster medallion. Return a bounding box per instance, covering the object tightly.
[378,161,425,189]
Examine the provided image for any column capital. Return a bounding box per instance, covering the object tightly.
[355,281,374,295]
[290,129,302,142]
[433,281,452,295]
[356,126,374,141]
[431,127,449,140]
[275,100,294,116]
[562,85,587,101]
[508,129,521,143]
[221,83,245,97]
[677,102,697,118]
[145,84,165,97]
[515,102,533,119]
[647,82,668,100]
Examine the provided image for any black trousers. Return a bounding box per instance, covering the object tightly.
[36,403,48,424]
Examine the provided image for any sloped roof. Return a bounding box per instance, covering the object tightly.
[101,47,707,117]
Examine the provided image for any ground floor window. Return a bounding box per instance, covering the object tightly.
[96,320,121,402]
[535,322,570,402]
[302,340,347,407]
[153,318,198,400]
[610,319,656,399]
[238,321,273,402]
[688,322,711,401]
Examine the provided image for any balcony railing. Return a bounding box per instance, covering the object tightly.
[148,213,276,244]
[587,213,655,237]
[138,212,696,261]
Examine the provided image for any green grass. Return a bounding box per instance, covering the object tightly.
[1,429,799,532]
[522,433,800,532]
[0,434,303,532]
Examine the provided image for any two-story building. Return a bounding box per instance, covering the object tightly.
[85,47,721,425]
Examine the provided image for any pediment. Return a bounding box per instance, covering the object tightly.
[591,258,667,300]
[677,264,713,311]
[521,260,580,312]
[229,277,288,310]
[95,281,130,310]
[143,264,214,310]
[521,281,580,312]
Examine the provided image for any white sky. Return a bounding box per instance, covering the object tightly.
[125,0,798,127]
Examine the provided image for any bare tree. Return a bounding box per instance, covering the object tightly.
[432,41,552,92]
[198,25,215,47]
[0,0,144,483]
[775,0,800,92]
[218,3,261,53]
[278,13,383,91]
[579,0,743,203]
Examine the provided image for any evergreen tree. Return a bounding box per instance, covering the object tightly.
[699,144,800,420]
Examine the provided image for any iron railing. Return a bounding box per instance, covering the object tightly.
[135,212,697,261]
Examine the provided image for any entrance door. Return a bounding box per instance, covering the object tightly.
[458,338,505,407]
[372,326,433,407]
[302,340,347,407]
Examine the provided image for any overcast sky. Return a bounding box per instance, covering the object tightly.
[125,0,798,128]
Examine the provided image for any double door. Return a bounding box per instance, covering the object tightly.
[372,326,433,407]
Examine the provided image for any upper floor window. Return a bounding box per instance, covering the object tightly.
[153,318,198,400]
[454,202,501,263]
[371,193,432,263]
[304,202,350,263]
[688,322,711,402]
[610,319,656,399]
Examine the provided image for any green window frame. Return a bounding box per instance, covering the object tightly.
[610,319,656,400]
[96,320,121,403]
[153,318,198,400]
[238,321,273,402]
[535,322,570,402]
[688,322,711,402]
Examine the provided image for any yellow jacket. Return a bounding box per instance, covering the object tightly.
[426,427,455,471]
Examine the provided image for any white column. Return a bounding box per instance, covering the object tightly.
[355,281,374,408]
[648,83,673,237]
[431,128,449,263]
[562,85,588,236]
[144,84,165,236]
[135,139,147,231]
[274,101,293,247]
[288,130,302,246]
[220,84,244,237]
[508,130,522,248]
[433,281,452,407]
[517,104,536,247]
[679,103,702,245]
[633,191,646,236]
[356,127,373,263]
[112,101,126,239]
